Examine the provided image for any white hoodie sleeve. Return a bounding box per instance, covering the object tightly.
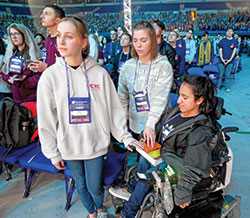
[37,70,62,164]
[104,73,134,146]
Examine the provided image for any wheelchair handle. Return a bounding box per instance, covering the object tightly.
[222,127,239,134]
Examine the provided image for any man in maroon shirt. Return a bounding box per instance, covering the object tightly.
[31,5,65,72]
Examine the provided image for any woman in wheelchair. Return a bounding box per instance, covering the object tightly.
[110,75,217,218]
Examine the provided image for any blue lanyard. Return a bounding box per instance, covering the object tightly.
[163,112,182,127]
[133,58,152,93]
[64,59,90,100]
[12,50,23,59]
[119,51,129,62]
[163,112,200,127]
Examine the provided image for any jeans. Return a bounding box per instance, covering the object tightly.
[217,63,233,89]
[65,156,104,214]
[121,156,152,218]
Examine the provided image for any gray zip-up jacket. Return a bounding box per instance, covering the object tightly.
[118,55,173,134]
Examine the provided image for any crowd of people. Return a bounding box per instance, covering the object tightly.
[0,4,247,218]
[1,9,250,38]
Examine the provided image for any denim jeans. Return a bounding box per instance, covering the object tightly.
[217,63,233,89]
[121,156,152,218]
[65,156,104,214]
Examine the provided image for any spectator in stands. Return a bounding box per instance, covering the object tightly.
[111,26,125,58]
[1,23,42,103]
[30,5,65,73]
[213,34,223,56]
[217,28,238,94]
[34,33,46,62]
[167,30,185,78]
[152,19,177,70]
[117,20,173,148]
[103,28,118,64]
[175,28,186,57]
[112,32,132,89]
[37,16,140,218]
[184,29,196,68]
[196,31,214,66]
[117,26,126,39]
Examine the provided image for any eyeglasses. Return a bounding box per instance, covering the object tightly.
[10,32,21,38]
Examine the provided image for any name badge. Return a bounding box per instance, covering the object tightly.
[186,48,190,55]
[161,125,171,144]
[69,97,91,124]
[134,91,150,112]
[9,56,24,74]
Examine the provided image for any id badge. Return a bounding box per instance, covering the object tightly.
[134,91,150,112]
[186,48,190,55]
[69,97,91,124]
[9,56,24,74]
[161,125,171,144]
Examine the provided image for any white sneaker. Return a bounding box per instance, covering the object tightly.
[109,187,131,201]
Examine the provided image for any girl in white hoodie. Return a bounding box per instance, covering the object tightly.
[37,16,140,218]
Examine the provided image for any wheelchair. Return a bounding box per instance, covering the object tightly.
[109,97,241,218]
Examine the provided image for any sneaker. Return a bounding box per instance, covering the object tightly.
[226,89,231,94]
[96,211,108,218]
[109,187,131,201]
[96,206,108,218]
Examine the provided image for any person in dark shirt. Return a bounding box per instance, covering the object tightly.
[168,30,185,78]
[30,5,65,72]
[112,32,132,89]
[153,19,177,70]
[104,28,119,65]
[217,28,238,93]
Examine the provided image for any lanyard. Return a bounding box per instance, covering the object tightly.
[133,58,152,93]
[163,112,181,127]
[119,51,129,62]
[64,59,90,100]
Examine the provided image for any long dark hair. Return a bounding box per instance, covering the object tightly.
[183,75,217,115]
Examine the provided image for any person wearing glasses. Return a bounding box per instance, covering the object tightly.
[1,23,42,103]
[37,16,141,218]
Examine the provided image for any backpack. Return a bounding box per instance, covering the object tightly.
[0,97,36,179]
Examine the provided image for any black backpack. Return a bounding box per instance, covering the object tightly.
[0,97,35,179]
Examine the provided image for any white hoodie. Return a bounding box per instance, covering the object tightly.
[37,56,134,164]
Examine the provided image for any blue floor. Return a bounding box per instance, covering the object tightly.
[1,54,250,218]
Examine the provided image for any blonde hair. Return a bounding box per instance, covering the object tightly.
[131,20,158,60]
[60,16,89,58]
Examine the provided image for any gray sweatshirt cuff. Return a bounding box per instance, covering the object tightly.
[50,154,63,165]
[145,117,157,130]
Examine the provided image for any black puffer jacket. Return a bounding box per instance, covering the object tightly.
[159,40,177,70]
[157,104,215,206]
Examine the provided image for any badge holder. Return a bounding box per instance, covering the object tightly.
[133,90,150,112]
[69,97,91,124]
[9,56,24,74]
